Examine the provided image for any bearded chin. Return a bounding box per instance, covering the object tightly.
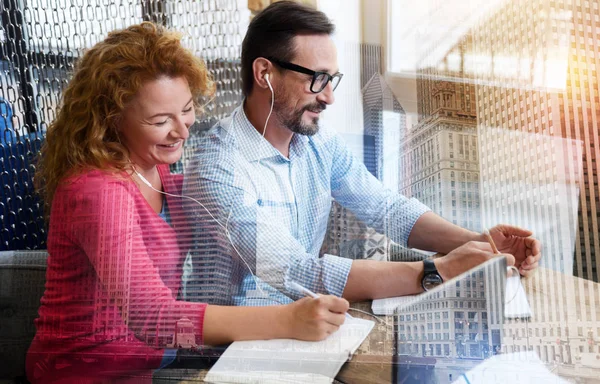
[280,109,320,136]
[292,116,319,136]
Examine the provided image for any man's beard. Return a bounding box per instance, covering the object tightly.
[274,100,326,136]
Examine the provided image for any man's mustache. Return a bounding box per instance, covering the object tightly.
[304,103,327,114]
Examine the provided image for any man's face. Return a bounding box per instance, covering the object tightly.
[273,34,338,136]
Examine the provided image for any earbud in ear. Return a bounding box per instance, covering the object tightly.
[263,72,275,137]
[264,73,273,93]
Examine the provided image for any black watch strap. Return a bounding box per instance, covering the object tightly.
[421,259,443,291]
[423,259,438,274]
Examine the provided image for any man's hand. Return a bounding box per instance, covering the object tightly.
[487,224,541,277]
[434,241,515,281]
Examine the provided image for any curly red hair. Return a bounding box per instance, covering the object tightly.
[36,22,214,209]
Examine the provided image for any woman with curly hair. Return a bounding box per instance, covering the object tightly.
[26,22,349,383]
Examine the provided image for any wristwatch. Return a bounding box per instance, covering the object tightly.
[421,259,443,291]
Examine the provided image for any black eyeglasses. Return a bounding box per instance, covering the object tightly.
[267,57,343,93]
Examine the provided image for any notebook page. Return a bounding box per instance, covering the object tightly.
[205,317,374,384]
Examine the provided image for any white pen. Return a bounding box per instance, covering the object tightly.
[484,228,518,277]
[482,228,500,254]
[289,281,353,319]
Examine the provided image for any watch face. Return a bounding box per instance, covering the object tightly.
[422,273,444,291]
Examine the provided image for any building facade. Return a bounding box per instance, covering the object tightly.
[471,0,599,370]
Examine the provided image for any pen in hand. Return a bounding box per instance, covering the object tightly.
[483,229,500,254]
[484,229,518,277]
[289,281,353,319]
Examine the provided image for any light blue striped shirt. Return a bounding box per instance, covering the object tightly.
[182,104,430,305]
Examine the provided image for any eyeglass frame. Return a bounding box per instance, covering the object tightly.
[266,57,343,94]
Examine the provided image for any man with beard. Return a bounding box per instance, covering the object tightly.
[182,1,541,308]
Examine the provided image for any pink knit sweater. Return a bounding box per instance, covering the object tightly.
[27,165,207,383]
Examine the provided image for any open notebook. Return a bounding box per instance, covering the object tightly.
[204,316,375,384]
[372,260,532,319]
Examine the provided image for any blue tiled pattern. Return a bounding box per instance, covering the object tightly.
[182,105,430,304]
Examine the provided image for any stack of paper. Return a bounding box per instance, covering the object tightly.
[204,317,375,384]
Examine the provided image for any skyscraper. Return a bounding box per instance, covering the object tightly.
[471,0,584,279]
[363,73,406,193]
[395,0,598,371]
[401,36,482,237]
[470,0,599,368]
[321,72,408,261]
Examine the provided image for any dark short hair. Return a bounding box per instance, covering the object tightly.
[241,0,335,97]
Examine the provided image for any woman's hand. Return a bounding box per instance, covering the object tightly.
[283,295,349,341]
[203,296,349,345]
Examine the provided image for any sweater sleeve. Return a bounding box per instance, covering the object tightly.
[64,173,207,345]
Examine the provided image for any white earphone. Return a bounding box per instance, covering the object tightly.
[131,165,285,304]
[263,73,274,138]
[135,170,153,188]
[131,72,276,304]
[125,73,277,303]
[128,83,389,323]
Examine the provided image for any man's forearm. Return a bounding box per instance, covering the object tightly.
[407,211,484,254]
[342,260,424,301]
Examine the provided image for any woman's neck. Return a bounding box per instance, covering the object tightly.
[131,164,164,213]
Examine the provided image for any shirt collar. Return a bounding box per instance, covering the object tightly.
[289,131,309,160]
[232,103,310,162]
